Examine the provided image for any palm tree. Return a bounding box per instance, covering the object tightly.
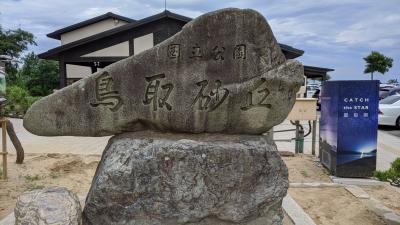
[363,51,393,80]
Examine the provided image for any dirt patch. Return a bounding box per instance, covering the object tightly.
[282,154,331,183]
[0,153,100,219]
[48,156,99,173]
[363,185,400,215]
[289,187,387,225]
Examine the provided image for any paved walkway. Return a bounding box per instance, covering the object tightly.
[5,118,109,155]
[3,118,400,170]
[377,130,400,170]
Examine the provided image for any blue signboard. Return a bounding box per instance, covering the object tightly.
[320,80,379,177]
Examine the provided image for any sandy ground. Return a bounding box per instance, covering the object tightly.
[0,153,100,219]
[289,187,387,225]
[283,154,398,225]
[1,150,399,224]
[363,185,400,215]
[282,154,331,183]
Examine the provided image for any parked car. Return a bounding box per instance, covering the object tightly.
[380,87,400,100]
[386,87,400,98]
[380,87,391,100]
[378,95,400,127]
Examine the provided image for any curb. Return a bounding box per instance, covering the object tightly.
[282,194,316,225]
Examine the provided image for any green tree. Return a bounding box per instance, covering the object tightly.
[363,51,393,80]
[0,26,36,81]
[19,52,59,96]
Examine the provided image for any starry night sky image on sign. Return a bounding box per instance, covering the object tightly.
[320,80,378,177]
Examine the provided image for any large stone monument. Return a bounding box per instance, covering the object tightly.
[23,8,303,225]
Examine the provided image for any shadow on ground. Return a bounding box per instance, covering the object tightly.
[379,125,400,137]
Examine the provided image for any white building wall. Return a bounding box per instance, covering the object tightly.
[66,64,92,79]
[134,33,154,54]
[82,41,129,57]
[61,19,128,45]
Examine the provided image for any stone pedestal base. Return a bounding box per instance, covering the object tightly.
[83,132,288,225]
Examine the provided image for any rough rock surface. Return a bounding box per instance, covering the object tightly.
[14,187,82,225]
[24,8,303,136]
[83,131,288,225]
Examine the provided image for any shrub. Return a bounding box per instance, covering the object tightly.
[4,85,42,115]
[374,158,400,182]
[392,158,400,173]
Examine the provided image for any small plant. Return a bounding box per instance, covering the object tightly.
[0,168,3,177]
[300,170,309,178]
[392,158,400,173]
[49,172,59,179]
[25,183,45,191]
[374,158,400,186]
[24,174,43,182]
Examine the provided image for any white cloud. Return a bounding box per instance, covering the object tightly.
[335,13,400,48]
[81,7,122,18]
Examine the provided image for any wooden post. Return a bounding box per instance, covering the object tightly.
[1,118,7,179]
[294,121,299,154]
[6,120,24,164]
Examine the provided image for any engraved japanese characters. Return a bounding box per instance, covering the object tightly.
[90,71,122,112]
[23,8,304,136]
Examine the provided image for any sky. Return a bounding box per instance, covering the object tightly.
[0,0,399,82]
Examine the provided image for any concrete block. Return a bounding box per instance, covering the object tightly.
[282,194,316,225]
[331,176,384,186]
[384,212,400,225]
[345,185,370,199]
[290,182,342,188]
[0,213,14,225]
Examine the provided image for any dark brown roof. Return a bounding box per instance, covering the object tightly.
[47,12,136,40]
[39,11,192,59]
[304,65,334,79]
[39,11,305,62]
[279,43,304,59]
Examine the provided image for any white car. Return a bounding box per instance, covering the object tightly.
[378,95,400,127]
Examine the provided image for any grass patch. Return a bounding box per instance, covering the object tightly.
[300,170,310,178]
[25,183,45,191]
[49,172,60,179]
[23,174,46,191]
[24,174,43,182]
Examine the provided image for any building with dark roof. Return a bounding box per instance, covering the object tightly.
[38,10,333,88]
